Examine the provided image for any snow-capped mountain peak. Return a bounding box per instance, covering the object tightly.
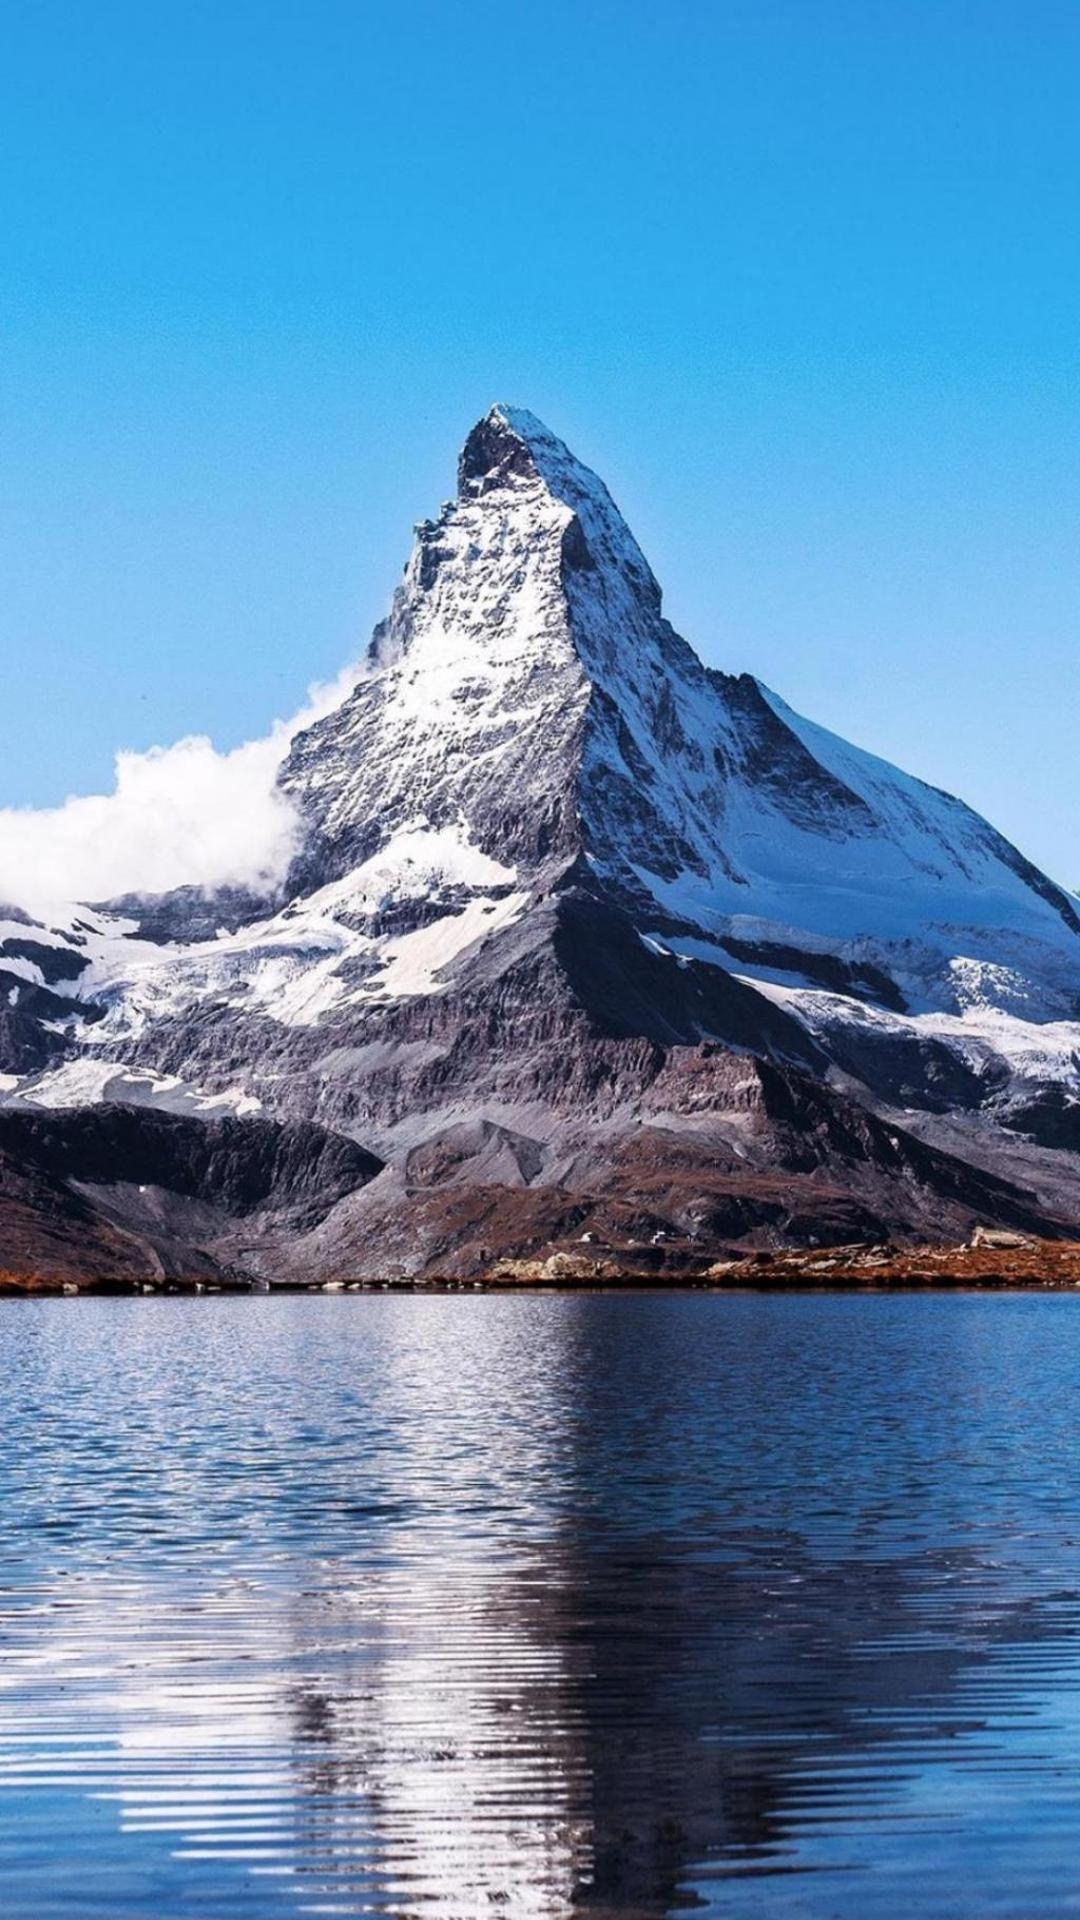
[4,405,1080,1274]
[459,403,662,607]
[121,404,1080,1023]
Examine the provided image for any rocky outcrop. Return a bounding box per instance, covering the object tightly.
[0,1107,383,1285]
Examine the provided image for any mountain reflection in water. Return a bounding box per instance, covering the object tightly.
[3,1293,1080,1918]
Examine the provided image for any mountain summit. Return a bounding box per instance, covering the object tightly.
[283,405,1080,986]
[3,408,1080,1280]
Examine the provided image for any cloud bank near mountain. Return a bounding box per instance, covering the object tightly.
[0,662,357,914]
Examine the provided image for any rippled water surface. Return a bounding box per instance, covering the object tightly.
[4,1294,1080,1916]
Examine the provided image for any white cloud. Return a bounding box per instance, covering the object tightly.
[0,662,358,915]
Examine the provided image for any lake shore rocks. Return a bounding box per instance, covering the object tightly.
[8,1236,1080,1294]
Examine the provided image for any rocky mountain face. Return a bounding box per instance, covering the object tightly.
[3,406,1080,1281]
[0,1106,382,1287]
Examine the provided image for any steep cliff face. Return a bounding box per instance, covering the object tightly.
[280,409,596,887]
[3,405,1080,1275]
[0,1106,383,1286]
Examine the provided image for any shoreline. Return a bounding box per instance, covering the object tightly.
[4,1238,1080,1296]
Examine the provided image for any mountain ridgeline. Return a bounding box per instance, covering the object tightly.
[3,406,1080,1283]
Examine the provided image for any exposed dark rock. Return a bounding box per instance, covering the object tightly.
[0,938,90,985]
[458,409,539,489]
[708,671,875,833]
[716,934,906,1013]
[0,1005,71,1075]
[0,1105,382,1223]
[0,1107,384,1283]
[0,1137,223,1285]
[99,883,278,944]
[809,1020,1002,1113]
[1003,1087,1080,1152]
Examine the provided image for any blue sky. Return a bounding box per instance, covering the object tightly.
[2,0,1079,881]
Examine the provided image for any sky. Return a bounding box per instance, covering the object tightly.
[1,0,1079,895]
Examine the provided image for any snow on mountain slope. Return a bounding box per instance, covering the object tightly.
[742,972,1080,1091]
[749,683,1080,958]
[0,812,535,1125]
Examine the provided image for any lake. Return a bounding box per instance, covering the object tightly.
[3,1292,1080,1917]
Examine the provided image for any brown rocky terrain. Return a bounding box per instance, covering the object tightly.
[475,1229,1080,1290]
[8,1236,1080,1296]
[0,1105,382,1290]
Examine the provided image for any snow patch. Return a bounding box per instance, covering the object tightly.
[10,1057,262,1117]
[362,891,528,1000]
[739,971,1080,1088]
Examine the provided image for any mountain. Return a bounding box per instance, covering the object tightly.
[3,405,1080,1281]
